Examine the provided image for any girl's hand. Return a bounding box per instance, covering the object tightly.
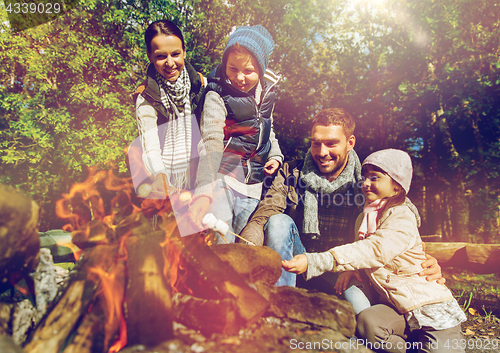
[334,271,363,295]
[188,196,211,230]
[282,254,308,274]
[264,159,280,175]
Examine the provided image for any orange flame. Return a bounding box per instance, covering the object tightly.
[88,264,126,352]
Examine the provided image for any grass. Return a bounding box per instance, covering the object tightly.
[444,267,500,318]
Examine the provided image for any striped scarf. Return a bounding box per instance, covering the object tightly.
[300,149,363,235]
[155,67,192,190]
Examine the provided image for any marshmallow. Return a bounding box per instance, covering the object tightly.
[214,220,229,236]
[202,213,229,236]
[202,213,218,229]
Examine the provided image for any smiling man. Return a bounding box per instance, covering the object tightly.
[241,108,365,288]
[240,108,444,294]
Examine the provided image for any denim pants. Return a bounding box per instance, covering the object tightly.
[264,213,373,314]
[209,180,259,244]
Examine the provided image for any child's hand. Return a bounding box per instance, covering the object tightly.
[282,254,308,274]
[264,159,280,175]
[334,271,362,295]
[188,196,211,230]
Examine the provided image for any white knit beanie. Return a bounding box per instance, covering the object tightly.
[362,149,413,194]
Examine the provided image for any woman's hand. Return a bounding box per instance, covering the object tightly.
[149,173,170,197]
[264,159,280,175]
[188,196,211,230]
[282,254,308,274]
[334,271,363,295]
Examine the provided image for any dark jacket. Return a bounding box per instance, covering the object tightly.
[203,64,280,184]
[241,159,362,248]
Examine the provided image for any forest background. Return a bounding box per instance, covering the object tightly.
[1,0,499,243]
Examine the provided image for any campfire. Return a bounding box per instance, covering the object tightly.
[0,169,359,353]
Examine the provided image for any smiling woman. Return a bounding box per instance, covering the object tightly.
[133,20,206,194]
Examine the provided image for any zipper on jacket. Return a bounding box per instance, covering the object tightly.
[245,73,281,183]
[386,275,391,283]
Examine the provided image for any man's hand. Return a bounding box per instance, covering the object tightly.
[264,159,280,175]
[419,253,446,285]
[282,254,308,275]
[334,271,362,295]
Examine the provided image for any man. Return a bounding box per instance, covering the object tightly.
[240,107,444,308]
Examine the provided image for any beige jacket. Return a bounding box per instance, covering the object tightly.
[329,200,453,314]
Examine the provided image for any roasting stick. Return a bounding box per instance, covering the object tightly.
[202,213,256,246]
[161,174,169,198]
[227,230,256,246]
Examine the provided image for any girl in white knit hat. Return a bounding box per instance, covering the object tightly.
[283,149,466,353]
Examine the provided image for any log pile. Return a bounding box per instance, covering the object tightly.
[0,181,358,353]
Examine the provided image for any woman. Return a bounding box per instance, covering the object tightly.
[133,20,205,195]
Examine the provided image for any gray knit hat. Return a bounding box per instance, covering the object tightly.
[362,149,413,194]
[223,25,275,76]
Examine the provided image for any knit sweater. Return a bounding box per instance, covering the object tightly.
[195,69,283,199]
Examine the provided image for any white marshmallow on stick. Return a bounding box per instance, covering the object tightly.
[202,213,256,246]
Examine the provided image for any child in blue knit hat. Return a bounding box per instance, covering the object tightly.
[189,25,283,244]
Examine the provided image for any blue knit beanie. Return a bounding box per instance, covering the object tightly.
[223,25,275,76]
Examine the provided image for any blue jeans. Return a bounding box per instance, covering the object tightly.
[209,180,259,244]
[264,214,373,314]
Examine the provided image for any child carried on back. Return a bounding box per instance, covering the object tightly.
[283,149,466,353]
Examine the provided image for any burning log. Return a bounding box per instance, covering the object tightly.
[60,308,102,353]
[125,232,173,347]
[172,232,270,327]
[0,184,40,287]
[24,245,120,353]
[211,244,282,285]
[172,292,242,336]
[72,220,116,248]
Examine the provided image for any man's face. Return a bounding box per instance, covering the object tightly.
[310,124,355,181]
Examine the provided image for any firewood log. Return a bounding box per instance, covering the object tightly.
[60,310,102,353]
[0,184,39,283]
[211,243,282,285]
[425,242,500,273]
[254,281,356,338]
[0,335,26,353]
[171,292,243,336]
[24,245,119,353]
[125,233,173,347]
[173,232,269,326]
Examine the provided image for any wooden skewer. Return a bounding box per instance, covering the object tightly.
[161,174,169,198]
[227,230,256,246]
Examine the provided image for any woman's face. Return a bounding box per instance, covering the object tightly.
[147,34,186,82]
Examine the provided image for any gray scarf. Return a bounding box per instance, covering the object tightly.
[300,149,363,235]
[155,67,192,190]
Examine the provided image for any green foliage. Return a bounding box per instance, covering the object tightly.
[1,0,499,239]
